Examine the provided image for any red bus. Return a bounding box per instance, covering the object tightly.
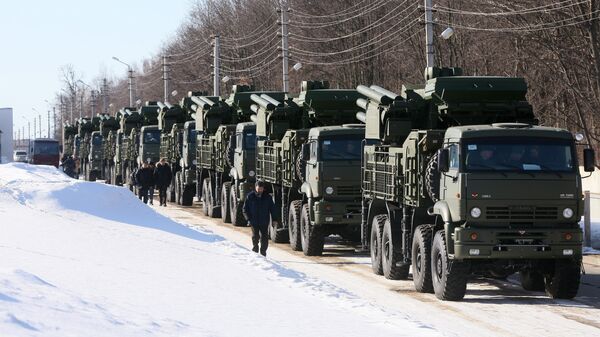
[29,139,60,167]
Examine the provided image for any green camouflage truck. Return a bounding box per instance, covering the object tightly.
[358,67,596,301]
[253,80,365,255]
[221,86,286,225]
[112,107,138,186]
[74,117,99,181]
[62,123,78,159]
[99,114,120,183]
[158,99,196,206]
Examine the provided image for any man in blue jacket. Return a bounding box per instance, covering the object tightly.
[243,180,278,256]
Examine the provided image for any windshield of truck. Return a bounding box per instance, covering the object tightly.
[463,138,575,172]
[33,141,59,155]
[15,151,26,156]
[320,137,362,161]
[92,134,102,146]
[244,132,256,150]
[143,130,160,144]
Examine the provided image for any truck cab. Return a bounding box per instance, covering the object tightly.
[435,124,586,260]
[299,125,365,247]
[137,125,161,165]
[87,131,103,180]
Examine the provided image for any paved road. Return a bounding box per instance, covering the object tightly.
[154,202,600,337]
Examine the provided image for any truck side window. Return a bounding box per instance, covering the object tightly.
[449,144,459,170]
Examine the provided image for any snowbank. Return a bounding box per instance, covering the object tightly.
[0,163,439,337]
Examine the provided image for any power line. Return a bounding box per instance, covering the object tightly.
[435,0,588,17]
[289,0,395,29]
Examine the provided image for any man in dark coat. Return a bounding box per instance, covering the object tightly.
[243,180,278,256]
[154,158,172,207]
[135,162,155,204]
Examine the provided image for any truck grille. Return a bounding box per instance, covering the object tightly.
[336,185,361,196]
[486,206,558,220]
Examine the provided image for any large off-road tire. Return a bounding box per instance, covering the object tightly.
[382,217,410,280]
[168,174,176,202]
[89,170,97,182]
[412,225,434,293]
[544,258,581,299]
[425,151,440,202]
[181,184,195,206]
[270,195,289,243]
[431,230,470,301]
[300,203,324,256]
[370,215,385,275]
[520,270,545,291]
[201,178,210,215]
[230,185,246,227]
[221,182,232,223]
[174,172,182,205]
[288,200,303,251]
[206,179,221,218]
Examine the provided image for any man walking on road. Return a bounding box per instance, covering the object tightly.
[243,180,278,256]
[154,158,172,207]
[135,162,154,204]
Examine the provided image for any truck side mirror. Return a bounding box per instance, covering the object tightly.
[583,148,595,172]
[438,149,450,173]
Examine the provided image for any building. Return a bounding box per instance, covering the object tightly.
[0,108,14,163]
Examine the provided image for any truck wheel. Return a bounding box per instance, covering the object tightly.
[221,182,232,223]
[201,178,209,214]
[206,180,221,218]
[431,230,470,301]
[89,171,97,182]
[288,200,303,251]
[544,258,581,299]
[175,172,182,205]
[370,216,384,275]
[382,217,409,280]
[230,186,246,226]
[519,270,545,291]
[169,174,176,202]
[412,225,434,293]
[300,203,324,256]
[181,184,195,206]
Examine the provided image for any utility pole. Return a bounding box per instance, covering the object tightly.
[79,90,84,119]
[213,35,221,97]
[424,0,435,68]
[39,114,42,138]
[47,110,51,138]
[280,0,290,92]
[128,69,134,106]
[163,55,170,103]
[90,90,97,116]
[102,78,109,114]
[53,106,56,139]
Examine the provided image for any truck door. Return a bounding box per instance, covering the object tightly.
[442,144,461,217]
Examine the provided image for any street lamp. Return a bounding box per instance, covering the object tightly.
[112,56,135,106]
[78,80,98,117]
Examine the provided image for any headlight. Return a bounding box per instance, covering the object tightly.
[562,208,574,219]
[192,159,197,165]
[248,170,255,177]
[325,186,334,195]
[470,207,482,218]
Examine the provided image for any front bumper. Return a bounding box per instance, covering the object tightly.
[313,200,361,226]
[453,227,582,259]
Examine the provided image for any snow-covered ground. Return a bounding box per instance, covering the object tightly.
[0,163,440,337]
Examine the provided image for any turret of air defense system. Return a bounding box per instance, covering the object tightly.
[253,80,366,255]
[358,66,596,301]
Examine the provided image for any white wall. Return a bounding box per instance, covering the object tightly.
[0,108,14,163]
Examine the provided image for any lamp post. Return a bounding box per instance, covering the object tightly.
[112,56,134,106]
[78,80,98,117]
[32,108,41,138]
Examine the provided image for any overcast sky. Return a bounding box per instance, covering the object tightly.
[0,0,194,136]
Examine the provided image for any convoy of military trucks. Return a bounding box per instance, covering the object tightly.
[59,65,596,302]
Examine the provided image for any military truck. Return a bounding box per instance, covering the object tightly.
[62,123,78,159]
[75,117,100,181]
[253,81,365,255]
[220,86,286,225]
[98,114,120,184]
[358,67,596,301]
[112,107,139,187]
[157,99,196,206]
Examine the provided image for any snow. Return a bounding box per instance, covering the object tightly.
[0,163,440,337]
